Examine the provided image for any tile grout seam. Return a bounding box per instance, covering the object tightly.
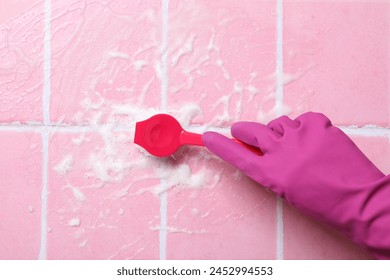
[39,130,49,260]
[0,124,389,135]
[38,0,51,260]
[276,0,284,260]
[159,0,169,260]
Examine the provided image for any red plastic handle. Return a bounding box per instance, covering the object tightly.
[232,138,263,156]
[180,131,263,156]
[180,131,203,146]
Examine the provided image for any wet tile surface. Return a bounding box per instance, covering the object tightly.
[0,0,44,123]
[0,0,389,260]
[165,0,278,259]
[283,1,390,126]
[50,0,163,125]
[46,131,160,259]
[166,148,277,259]
[0,132,42,259]
[167,0,278,125]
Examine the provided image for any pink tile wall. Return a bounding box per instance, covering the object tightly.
[0,0,389,260]
[283,1,390,126]
[47,132,160,259]
[281,0,390,259]
[166,148,277,259]
[166,0,278,259]
[0,0,44,123]
[0,132,42,259]
[50,0,162,125]
[167,0,277,125]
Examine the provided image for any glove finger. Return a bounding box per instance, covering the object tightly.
[295,111,332,127]
[231,122,278,153]
[202,131,267,174]
[267,115,299,135]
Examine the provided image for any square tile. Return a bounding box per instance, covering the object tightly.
[0,0,44,123]
[283,203,373,260]
[166,147,277,259]
[350,134,390,175]
[168,0,277,125]
[47,131,161,259]
[50,0,163,125]
[165,0,278,259]
[283,1,390,126]
[0,132,42,259]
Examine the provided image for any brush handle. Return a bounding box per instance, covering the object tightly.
[231,138,263,156]
[180,131,204,146]
[180,131,263,156]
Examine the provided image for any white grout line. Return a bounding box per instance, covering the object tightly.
[159,189,168,260]
[161,0,169,113]
[339,126,390,137]
[0,123,389,134]
[0,126,44,132]
[159,0,169,260]
[38,0,51,260]
[38,129,49,260]
[276,0,284,260]
[275,0,284,116]
[43,0,51,125]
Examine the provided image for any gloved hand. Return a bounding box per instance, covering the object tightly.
[202,112,390,259]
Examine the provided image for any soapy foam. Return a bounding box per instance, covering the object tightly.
[49,1,299,244]
[151,163,209,195]
[171,33,196,66]
[68,218,81,227]
[150,225,207,235]
[79,240,88,248]
[53,154,74,176]
[63,184,86,202]
[118,208,125,216]
[73,98,219,197]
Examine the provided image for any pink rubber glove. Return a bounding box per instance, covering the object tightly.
[202,112,390,259]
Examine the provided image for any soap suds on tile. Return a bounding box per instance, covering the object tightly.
[53,154,74,176]
[171,33,196,66]
[216,59,231,80]
[191,208,199,216]
[150,225,207,235]
[151,164,209,195]
[79,240,88,248]
[63,184,86,202]
[47,0,297,247]
[118,208,125,216]
[70,97,220,196]
[68,218,81,227]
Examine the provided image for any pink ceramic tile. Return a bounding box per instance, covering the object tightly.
[284,135,390,259]
[2,0,388,262]
[283,203,373,260]
[0,132,42,259]
[350,135,390,175]
[165,0,278,259]
[47,132,160,259]
[166,147,277,259]
[50,0,162,125]
[0,0,44,123]
[283,1,390,126]
[167,0,277,125]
